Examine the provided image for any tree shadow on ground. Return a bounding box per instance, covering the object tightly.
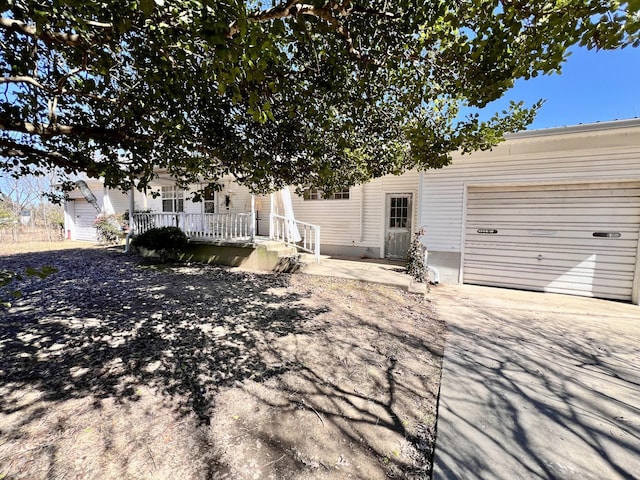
[431,289,640,480]
[1,248,446,479]
[1,248,327,425]
[206,281,446,479]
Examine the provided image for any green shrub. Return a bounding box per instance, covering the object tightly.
[132,227,188,257]
[94,214,123,244]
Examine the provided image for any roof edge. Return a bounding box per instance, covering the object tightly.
[505,118,640,140]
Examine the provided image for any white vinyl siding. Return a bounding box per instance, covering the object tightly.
[107,189,129,215]
[463,183,640,301]
[289,171,419,254]
[423,128,640,253]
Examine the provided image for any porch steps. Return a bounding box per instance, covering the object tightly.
[256,240,300,273]
[257,241,301,272]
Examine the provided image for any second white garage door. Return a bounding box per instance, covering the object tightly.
[463,182,640,301]
[74,200,99,241]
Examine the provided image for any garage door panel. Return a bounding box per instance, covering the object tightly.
[463,277,630,301]
[465,260,636,281]
[465,236,639,249]
[466,189,640,198]
[467,216,640,227]
[463,182,640,301]
[465,247,637,265]
[466,229,639,243]
[464,253,638,273]
[464,265,633,298]
[465,237,639,250]
[467,205,640,223]
[466,225,639,235]
[467,194,640,206]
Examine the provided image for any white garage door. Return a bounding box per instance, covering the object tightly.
[74,200,98,241]
[463,182,640,301]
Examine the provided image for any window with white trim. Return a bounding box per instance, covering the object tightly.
[161,186,185,212]
[303,187,350,200]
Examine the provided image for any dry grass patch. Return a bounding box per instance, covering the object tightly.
[0,241,101,256]
[0,247,445,480]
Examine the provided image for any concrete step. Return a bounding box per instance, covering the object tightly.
[260,241,298,256]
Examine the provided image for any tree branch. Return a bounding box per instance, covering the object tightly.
[0,76,46,90]
[0,16,113,49]
[0,17,83,47]
[0,116,154,142]
[56,67,84,93]
[0,75,118,104]
[230,2,383,66]
[0,137,76,171]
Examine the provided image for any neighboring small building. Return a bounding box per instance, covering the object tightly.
[19,209,31,225]
[421,118,640,304]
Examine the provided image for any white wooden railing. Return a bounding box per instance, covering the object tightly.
[270,214,320,262]
[130,212,320,262]
[132,212,255,242]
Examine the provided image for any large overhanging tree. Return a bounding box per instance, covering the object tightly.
[1,1,638,193]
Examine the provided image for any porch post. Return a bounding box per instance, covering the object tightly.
[124,186,135,253]
[250,194,256,241]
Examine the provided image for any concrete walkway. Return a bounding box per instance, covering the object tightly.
[431,284,640,480]
[300,254,413,288]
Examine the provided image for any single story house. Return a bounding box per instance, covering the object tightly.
[63,118,640,304]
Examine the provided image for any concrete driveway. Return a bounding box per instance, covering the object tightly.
[431,284,640,480]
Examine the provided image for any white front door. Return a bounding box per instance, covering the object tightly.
[385,193,413,259]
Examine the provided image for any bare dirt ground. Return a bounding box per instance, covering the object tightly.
[0,242,445,480]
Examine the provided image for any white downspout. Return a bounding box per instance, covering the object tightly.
[418,171,440,284]
[269,193,274,239]
[425,250,440,285]
[250,194,256,241]
[417,171,424,231]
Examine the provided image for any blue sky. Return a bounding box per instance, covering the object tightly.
[476,45,640,130]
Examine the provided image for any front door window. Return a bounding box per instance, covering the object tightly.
[203,186,216,213]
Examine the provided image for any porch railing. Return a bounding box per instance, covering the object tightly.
[132,212,255,242]
[270,214,320,262]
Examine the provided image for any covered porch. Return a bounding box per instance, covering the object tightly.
[126,180,321,261]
